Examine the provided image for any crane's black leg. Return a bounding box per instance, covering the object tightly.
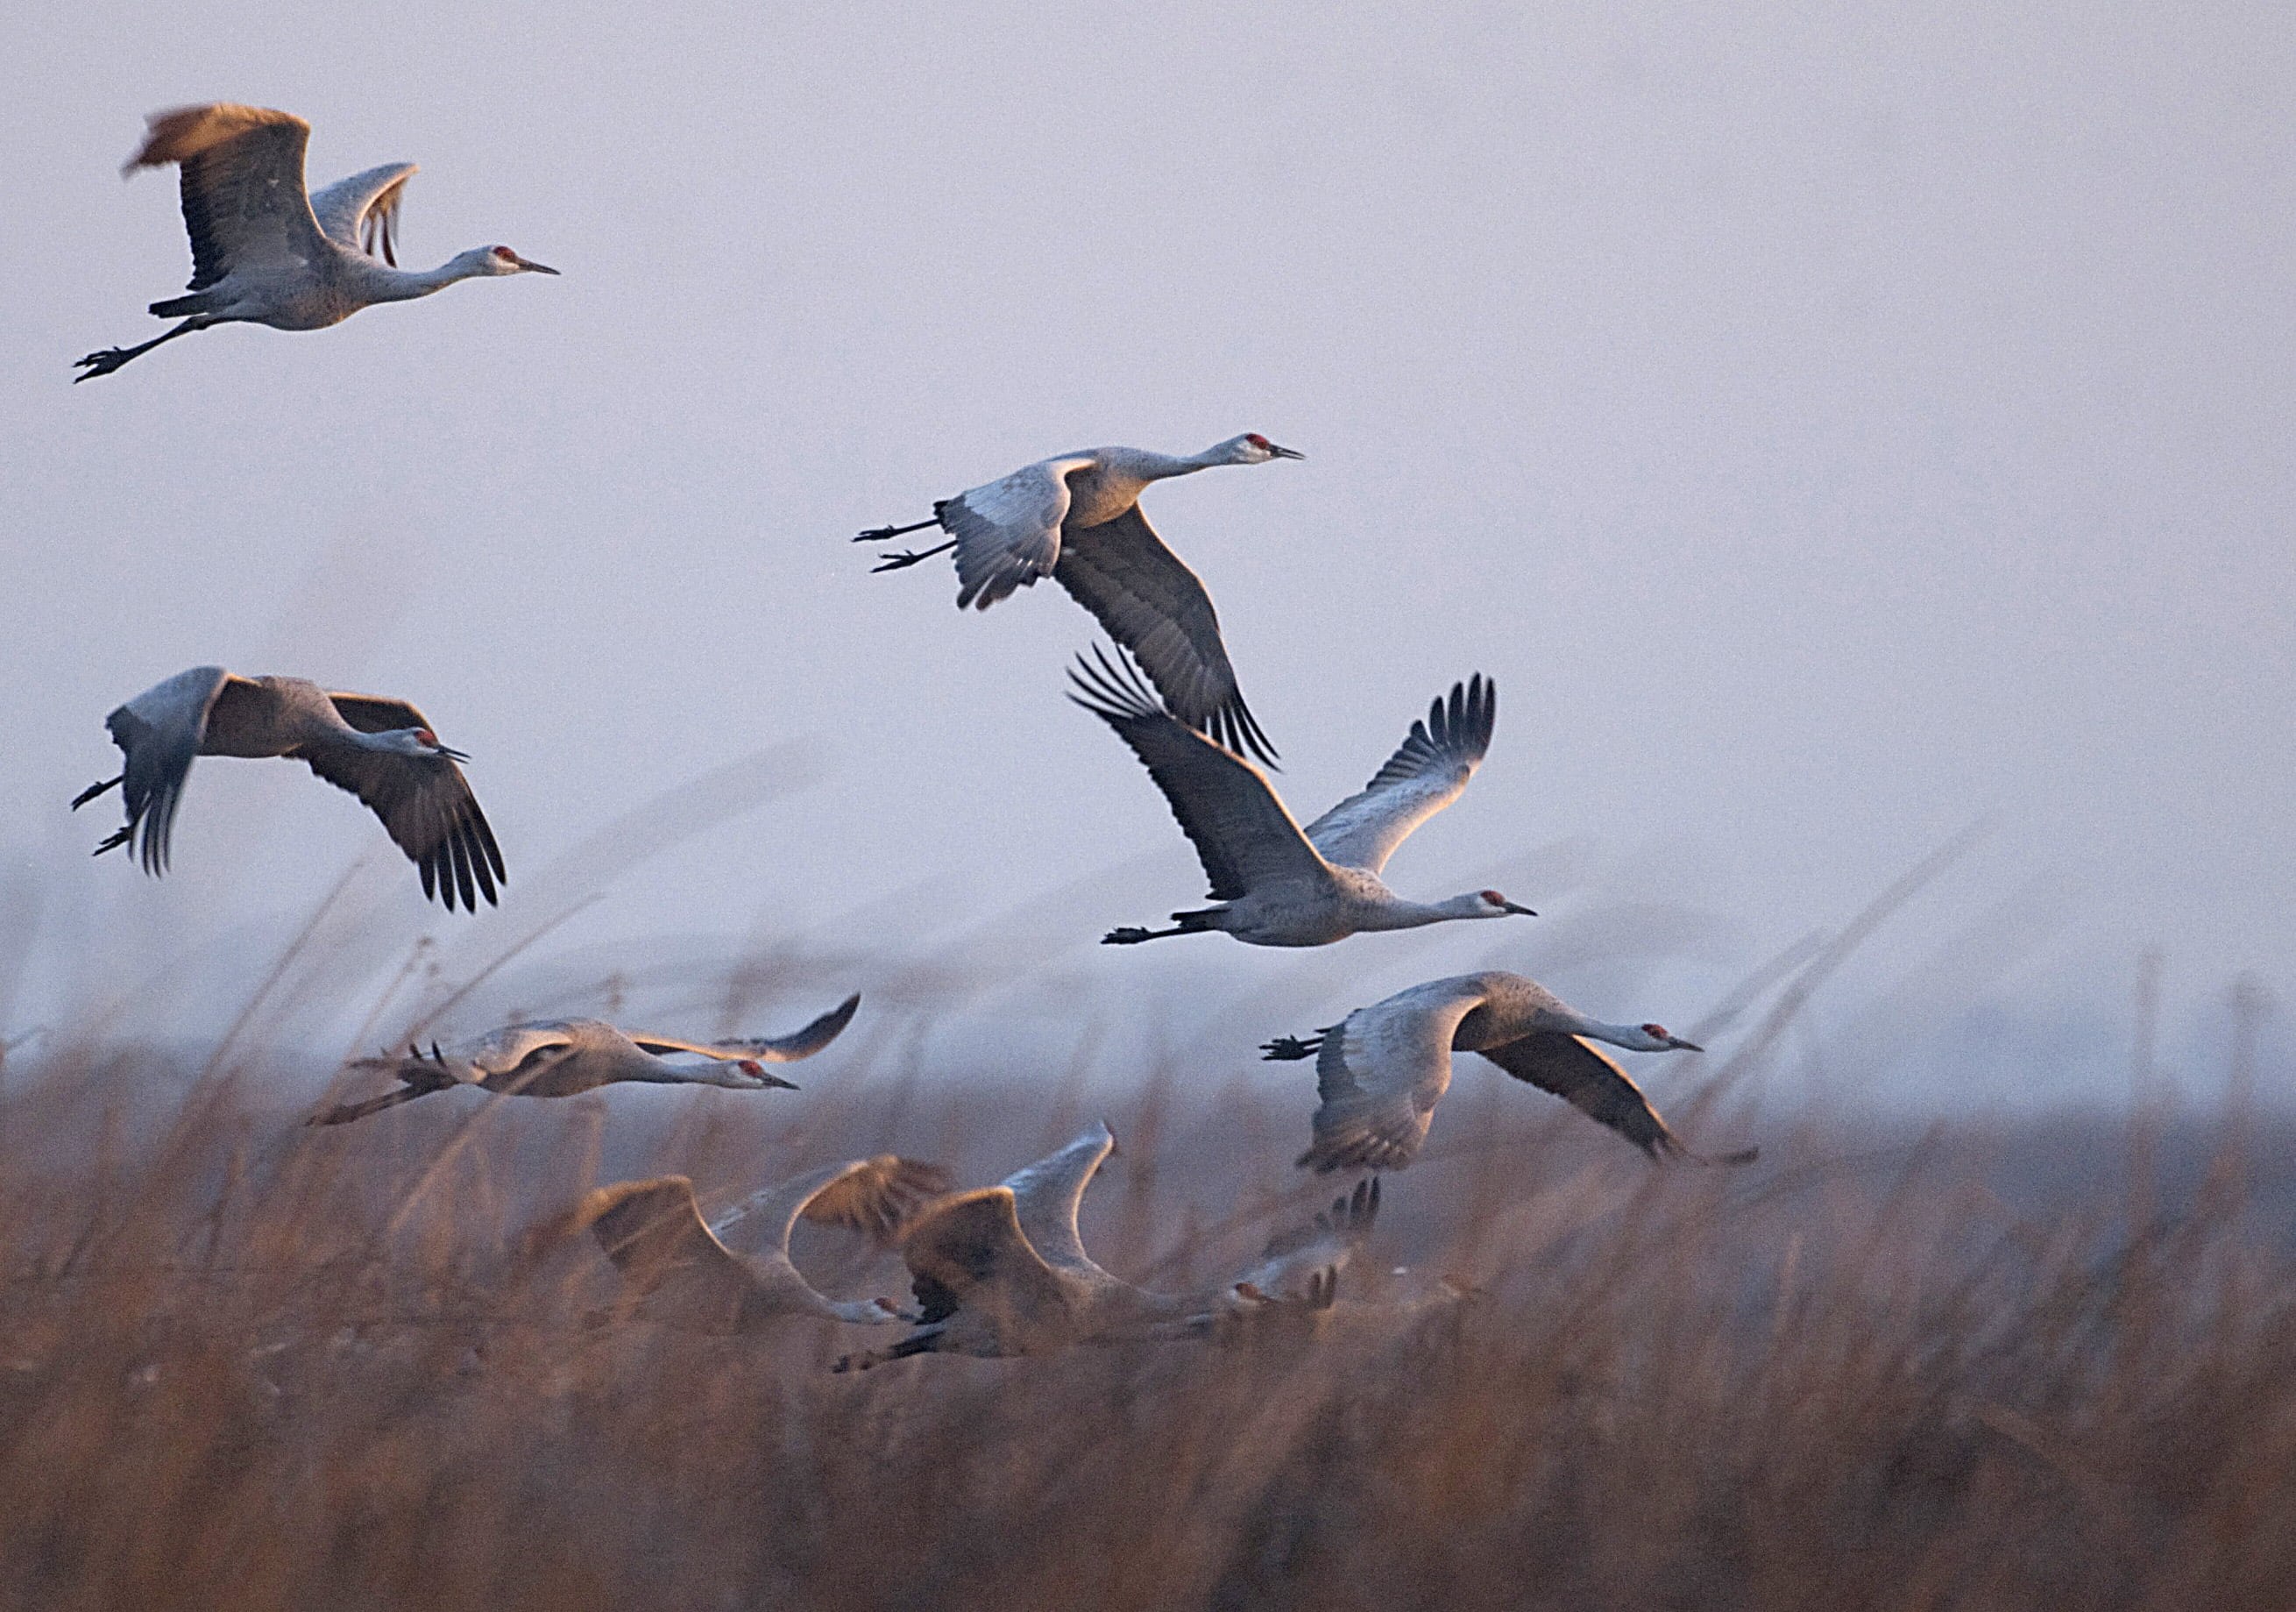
[1103,923,1189,945]
[90,825,133,857]
[1261,1033,1324,1062]
[869,537,958,572]
[854,515,939,543]
[70,776,123,810]
[74,318,214,381]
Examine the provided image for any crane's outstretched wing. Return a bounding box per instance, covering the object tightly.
[85,666,242,875]
[709,1155,951,1253]
[900,1187,1075,1334]
[127,104,327,292]
[1304,676,1495,875]
[311,692,505,913]
[1054,505,1278,767]
[627,994,861,1064]
[1296,979,1492,1174]
[1001,1124,1116,1279]
[945,460,1080,610]
[574,1175,786,1331]
[1231,1177,1380,1300]
[1475,1033,1755,1165]
[1067,646,1329,902]
[308,161,417,264]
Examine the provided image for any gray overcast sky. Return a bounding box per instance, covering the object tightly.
[2,3,2289,1104]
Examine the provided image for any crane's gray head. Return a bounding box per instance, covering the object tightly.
[1218,432,1306,465]
[460,245,559,277]
[379,727,469,763]
[729,1057,799,1091]
[1633,1022,1703,1053]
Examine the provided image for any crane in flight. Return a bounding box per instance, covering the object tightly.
[1262,971,1759,1173]
[310,998,860,1124]
[834,1123,1377,1369]
[856,436,1302,764]
[76,103,556,380]
[73,665,504,912]
[570,1155,951,1331]
[1070,648,1534,947]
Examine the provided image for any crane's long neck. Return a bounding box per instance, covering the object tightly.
[1355,891,1488,933]
[351,255,493,305]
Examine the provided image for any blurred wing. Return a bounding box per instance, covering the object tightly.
[308,162,416,264]
[1054,505,1278,766]
[1235,1177,1381,1299]
[1305,676,1495,875]
[128,104,325,290]
[627,994,861,1063]
[461,1022,580,1076]
[575,1176,789,1329]
[1476,1033,1690,1161]
[709,1155,952,1253]
[946,460,1076,610]
[901,1188,1073,1329]
[101,666,235,875]
[1067,645,1328,901]
[1298,980,1489,1174]
[1003,1125,1116,1279]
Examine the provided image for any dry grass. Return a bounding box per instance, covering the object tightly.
[0,1033,2291,1612]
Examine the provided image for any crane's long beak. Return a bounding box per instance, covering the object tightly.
[1269,444,1306,460]
[1501,900,1536,917]
[514,255,560,275]
[1667,1036,1704,1053]
[432,744,471,763]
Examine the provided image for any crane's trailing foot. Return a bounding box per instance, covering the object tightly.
[869,537,958,572]
[854,515,940,543]
[90,826,132,858]
[1261,1033,1324,1062]
[1102,924,1184,945]
[70,775,123,810]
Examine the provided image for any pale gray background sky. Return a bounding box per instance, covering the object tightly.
[2,3,2288,1106]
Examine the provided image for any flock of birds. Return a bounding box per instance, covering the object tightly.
[67,103,1756,1363]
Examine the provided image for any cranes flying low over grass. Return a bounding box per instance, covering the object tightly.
[76,103,556,380]
[310,998,860,1125]
[571,1156,951,1330]
[73,666,504,912]
[1071,649,1534,948]
[1263,971,1759,1174]
[835,1122,1374,1369]
[858,436,1302,764]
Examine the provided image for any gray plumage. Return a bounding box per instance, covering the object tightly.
[1264,972,1759,1173]
[835,1124,1374,1369]
[311,1000,859,1125]
[71,665,503,911]
[571,1155,951,1330]
[76,103,556,380]
[1073,649,1534,947]
[860,437,1300,764]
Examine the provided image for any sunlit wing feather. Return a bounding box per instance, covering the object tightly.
[308,161,417,264]
[900,1187,1075,1331]
[99,666,234,875]
[946,460,1077,610]
[1054,504,1278,766]
[1298,980,1492,1173]
[1002,1125,1116,1279]
[709,1155,951,1253]
[1067,646,1329,901]
[627,994,861,1063]
[1305,675,1495,874]
[127,104,325,289]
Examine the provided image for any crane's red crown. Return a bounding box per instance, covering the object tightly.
[1244,433,1273,449]
[491,246,519,263]
[1641,1022,1671,1040]
[1480,889,1507,905]
[736,1059,763,1076]
[415,728,439,746]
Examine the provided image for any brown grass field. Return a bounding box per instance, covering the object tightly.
[1,1019,2291,1611]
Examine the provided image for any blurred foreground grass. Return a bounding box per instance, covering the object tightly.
[0,1029,2290,1610]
